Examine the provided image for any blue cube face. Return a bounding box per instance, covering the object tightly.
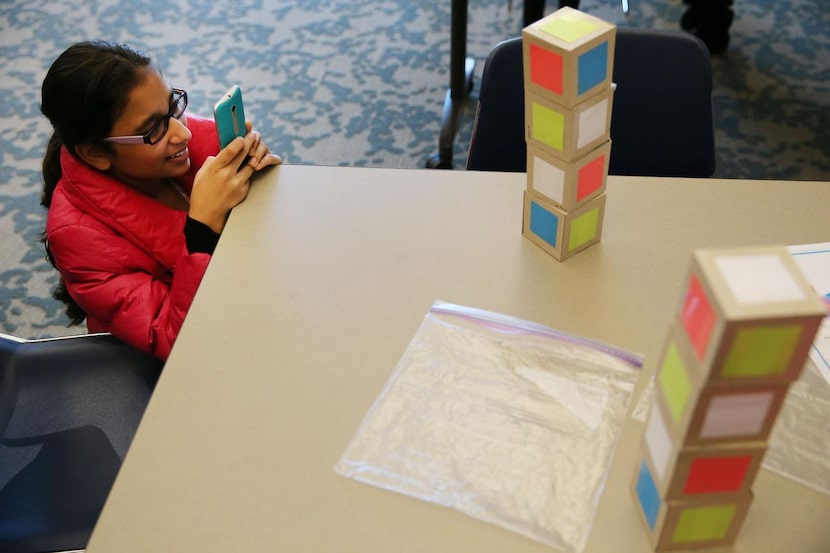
[530,200,559,247]
[636,460,662,530]
[578,41,608,95]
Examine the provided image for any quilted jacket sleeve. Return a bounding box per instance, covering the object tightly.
[49,218,209,361]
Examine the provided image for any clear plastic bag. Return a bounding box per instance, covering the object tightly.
[763,360,830,496]
[336,301,642,552]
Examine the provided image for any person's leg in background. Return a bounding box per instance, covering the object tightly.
[522,1,580,28]
[681,0,734,54]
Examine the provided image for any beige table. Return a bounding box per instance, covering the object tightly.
[88,166,830,552]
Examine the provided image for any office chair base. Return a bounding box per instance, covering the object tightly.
[425,152,454,170]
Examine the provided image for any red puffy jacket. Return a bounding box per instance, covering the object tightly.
[46,114,220,360]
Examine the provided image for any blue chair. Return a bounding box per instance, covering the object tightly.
[0,333,162,553]
[466,28,715,177]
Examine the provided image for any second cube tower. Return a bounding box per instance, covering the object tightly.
[521,7,616,261]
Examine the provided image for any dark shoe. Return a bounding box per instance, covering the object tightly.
[695,29,730,54]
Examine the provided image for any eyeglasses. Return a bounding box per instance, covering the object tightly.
[104,88,188,145]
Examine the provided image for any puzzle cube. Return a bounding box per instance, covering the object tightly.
[527,139,610,211]
[654,322,790,446]
[522,190,605,261]
[641,403,766,502]
[525,86,613,162]
[522,7,616,107]
[677,246,825,385]
[633,461,753,552]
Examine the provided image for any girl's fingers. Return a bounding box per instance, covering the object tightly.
[235,161,256,183]
[256,153,282,171]
[215,136,246,165]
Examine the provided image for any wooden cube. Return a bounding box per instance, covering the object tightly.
[653,322,790,446]
[676,246,825,385]
[527,139,610,211]
[641,405,766,501]
[633,460,753,551]
[525,86,613,162]
[522,7,616,107]
[522,190,605,261]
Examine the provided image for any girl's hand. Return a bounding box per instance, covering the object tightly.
[244,121,282,172]
[189,134,257,234]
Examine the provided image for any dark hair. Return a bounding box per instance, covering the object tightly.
[40,41,152,325]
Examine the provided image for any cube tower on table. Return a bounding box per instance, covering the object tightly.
[632,246,826,551]
[521,7,616,261]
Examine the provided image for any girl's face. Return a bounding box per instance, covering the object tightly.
[104,67,193,195]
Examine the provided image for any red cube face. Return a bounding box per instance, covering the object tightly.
[683,455,753,495]
[529,43,564,96]
[681,275,717,361]
[576,154,606,201]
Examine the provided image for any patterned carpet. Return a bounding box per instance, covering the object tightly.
[1,0,828,339]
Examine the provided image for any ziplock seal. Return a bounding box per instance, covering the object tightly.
[430,300,644,369]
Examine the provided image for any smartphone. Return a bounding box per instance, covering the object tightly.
[214,85,247,149]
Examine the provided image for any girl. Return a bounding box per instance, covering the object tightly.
[40,41,281,360]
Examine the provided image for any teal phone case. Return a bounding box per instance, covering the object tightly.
[214,85,246,148]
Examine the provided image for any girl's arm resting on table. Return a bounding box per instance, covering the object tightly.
[184,216,220,255]
[50,224,211,360]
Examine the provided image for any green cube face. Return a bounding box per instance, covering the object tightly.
[568,207,599,251]
[673,504,737,543]
[720,324,802,378]
[658,341,692,423]
[531,102,565,151]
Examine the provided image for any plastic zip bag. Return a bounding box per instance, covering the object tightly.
[336,301,642,552]
[763,360,830,496]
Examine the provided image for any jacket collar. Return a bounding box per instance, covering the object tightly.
[58,147,187,269]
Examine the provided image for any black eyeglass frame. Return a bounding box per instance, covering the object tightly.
[104,88,188,145]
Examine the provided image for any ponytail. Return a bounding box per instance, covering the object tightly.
[40,131,86,325]
[41,132,62,208]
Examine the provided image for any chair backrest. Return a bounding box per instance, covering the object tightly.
[466,28,715,177]
[0,333,162,553]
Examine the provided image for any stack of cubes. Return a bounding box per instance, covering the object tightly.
[632,246,826,551]
[520,7,616,261]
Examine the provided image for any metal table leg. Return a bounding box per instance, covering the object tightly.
[424,0,550,169]
[426,0,475,169]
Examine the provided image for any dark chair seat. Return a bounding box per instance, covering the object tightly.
[0,333,162,553]
[467,28,715,177]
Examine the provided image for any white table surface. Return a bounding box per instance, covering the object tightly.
[88,166,830,552]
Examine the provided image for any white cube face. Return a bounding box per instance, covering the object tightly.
[532,155,566,204]
[715,254,806,306]
[645,404,672,483]
[699,391,775,439]
[577,98,608,149]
